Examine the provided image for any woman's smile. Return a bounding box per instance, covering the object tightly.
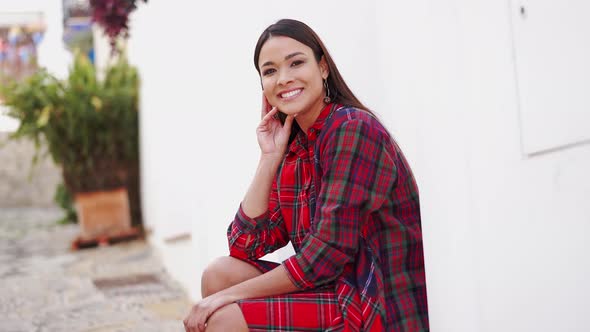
[278,88,303,101]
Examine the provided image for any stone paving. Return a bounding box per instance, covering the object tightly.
[0,207,192,332]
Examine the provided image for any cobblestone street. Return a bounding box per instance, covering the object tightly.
[0,208,191,332]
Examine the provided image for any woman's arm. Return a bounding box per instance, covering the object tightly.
[283,115,396,289]
[226,98,295,260]
[242,97,294,217]
[240,155,282,218]
[228,176,289,260]
[223,264,298,299]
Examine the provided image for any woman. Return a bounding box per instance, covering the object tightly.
[183,19,429,331]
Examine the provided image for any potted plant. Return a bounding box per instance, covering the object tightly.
[0,51,141,247]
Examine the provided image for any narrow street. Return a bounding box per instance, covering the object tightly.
[0,208,191,332]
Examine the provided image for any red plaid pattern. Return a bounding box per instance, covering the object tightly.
[229,104,429,331]
[236,259,342,332]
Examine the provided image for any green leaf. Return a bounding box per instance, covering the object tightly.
[91,96,103,111]
[36,106,51,128]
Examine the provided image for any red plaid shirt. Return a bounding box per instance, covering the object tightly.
[229,104,429,331]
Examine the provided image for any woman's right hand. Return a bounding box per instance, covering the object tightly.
[256,96,295,159]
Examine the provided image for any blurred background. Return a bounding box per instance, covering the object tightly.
[1,0,589,331]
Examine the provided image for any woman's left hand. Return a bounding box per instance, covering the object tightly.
[183,293,233,332]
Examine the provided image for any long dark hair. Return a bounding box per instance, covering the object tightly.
[254,19,372,126]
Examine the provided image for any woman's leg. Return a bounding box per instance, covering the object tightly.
[201,256,263,297]
[205,303,248,332]
[199,257,269,331]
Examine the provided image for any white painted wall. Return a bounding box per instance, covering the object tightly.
[510,0,590,155]
[128,1,590,331]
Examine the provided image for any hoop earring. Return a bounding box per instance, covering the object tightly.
[323,79,331,103]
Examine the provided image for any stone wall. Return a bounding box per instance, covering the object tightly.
[0,132,62,207]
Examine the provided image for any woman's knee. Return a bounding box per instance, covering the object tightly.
[201,257,232,297]
[201,256,261,297]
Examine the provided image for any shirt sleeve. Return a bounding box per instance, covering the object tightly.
[227,175,289,261]
[282,118,397,289]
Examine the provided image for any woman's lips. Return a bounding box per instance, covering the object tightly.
[279,88,303,100]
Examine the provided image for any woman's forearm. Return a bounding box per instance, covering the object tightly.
[241,155,282,218]
[219,265,298,303]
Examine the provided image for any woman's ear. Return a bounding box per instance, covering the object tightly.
[320,56,329,79]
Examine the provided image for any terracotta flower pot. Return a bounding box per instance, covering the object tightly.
[74,187,132,241]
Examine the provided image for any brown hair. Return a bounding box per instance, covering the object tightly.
[254,19,371,117]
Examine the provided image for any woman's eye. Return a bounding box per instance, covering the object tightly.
[291,60,304,67]
[262,68,276,76]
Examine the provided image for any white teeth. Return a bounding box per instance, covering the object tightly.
[281,89,301,98]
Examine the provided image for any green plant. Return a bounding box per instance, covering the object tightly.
[0,51,139,194]
[54,182,77,224]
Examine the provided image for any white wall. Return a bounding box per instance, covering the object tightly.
[510,0,590,155]
[129,1,590,331]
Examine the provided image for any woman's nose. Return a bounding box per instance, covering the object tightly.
[277,70,293,86]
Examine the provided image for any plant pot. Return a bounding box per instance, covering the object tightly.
[74,187,132,241]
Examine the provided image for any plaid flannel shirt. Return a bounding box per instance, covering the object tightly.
[228,104,429,331]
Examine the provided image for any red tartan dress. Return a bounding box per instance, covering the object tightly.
[228,104,429,331]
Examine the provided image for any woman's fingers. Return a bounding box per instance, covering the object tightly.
[183,313,194,332]
[183,304,207,332]
[261,107,278,122]
[198,308,208,331]
[283,114,295,133]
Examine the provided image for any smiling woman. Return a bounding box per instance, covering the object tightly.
[183,19,429,332]
[258,37,327,133]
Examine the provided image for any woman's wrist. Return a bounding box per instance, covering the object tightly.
[259,153,283,171]
[216,286,242,304]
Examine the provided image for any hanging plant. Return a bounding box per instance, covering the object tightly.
[89,0,147,51]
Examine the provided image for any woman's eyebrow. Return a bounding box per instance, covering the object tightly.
[261,52,306,68]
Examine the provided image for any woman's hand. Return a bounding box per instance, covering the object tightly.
[257,96,295,159]
[183,293,233,332]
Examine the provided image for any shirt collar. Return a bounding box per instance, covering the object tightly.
[288,103,340,157]
[298,102,339,140]
[308,102,337,134]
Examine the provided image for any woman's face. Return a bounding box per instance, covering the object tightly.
[258,36,328,119]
